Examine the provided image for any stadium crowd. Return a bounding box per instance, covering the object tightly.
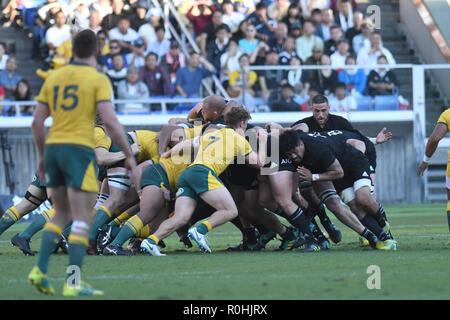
[0,0,402,115]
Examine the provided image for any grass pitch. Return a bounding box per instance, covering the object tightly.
[0,203,448,300]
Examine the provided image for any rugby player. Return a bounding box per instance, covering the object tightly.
[140,106,267,255]
[279,129,396,250]
[418,107,450,244]
[28,29,137,296]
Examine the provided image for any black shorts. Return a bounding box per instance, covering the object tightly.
[333,151,372,193]
[365,142,377,174]
[226,164,260,190]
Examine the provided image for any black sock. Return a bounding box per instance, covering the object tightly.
[313,203,329,223]
[253,223,270,235]
[244,227,257,245]
[374,208,386,228]
[230,216,245,236]
[361,215,388,241]
[360,227,377,248]
[273,207,288,219]
[287,207,313,239]
[378,201,387,221]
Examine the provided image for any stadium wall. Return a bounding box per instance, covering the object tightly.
[0,115,422,204]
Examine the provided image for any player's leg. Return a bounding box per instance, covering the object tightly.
[29,186,71,295]
[105,185,166,255]
[313,181,378,249]
[445,160,450,243]
[0,184,46,236]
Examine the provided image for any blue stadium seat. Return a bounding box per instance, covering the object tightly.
[374,95,398,111]
[355,96,373,111]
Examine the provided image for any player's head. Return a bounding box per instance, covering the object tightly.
[73,29,98,59]
[224,106,251,131]
[311,94,330,126]
[279,130,304,162]
[202,95,226,121]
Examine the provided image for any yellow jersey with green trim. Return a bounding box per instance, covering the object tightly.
[191,127,252,176]
[135,130,160,163]
[35,62,112,149]
[437,109,450,161]
[94,126,111,150]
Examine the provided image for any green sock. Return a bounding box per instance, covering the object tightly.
[196,222,211,235]
[447,211,450,232]
[111,225,121,238]
[110,224,136,247]
[37,224,62,273]
[66,238,87,284]
[89,208,112,241]
[19,214,47,239]
[0,208,19,235]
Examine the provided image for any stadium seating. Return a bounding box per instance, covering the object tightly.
[356,96,373,111]
[374,95,399,111]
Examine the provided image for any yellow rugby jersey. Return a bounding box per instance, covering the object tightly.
[191,127,252,176]
[437,109,450,161]
[94,126,111,149]
[35,62,112,149]
[135,130,160,163]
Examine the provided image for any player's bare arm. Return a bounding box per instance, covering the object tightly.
[297,159,344,182]
[418,123,448,175]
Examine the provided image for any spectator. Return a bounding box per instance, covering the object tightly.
[130,0,149,31]
[328,81,357,112]
[330,38,350,68]
[289,21,302,39]
[270,83,301,112]
[126,38,146,68]
[367,55,398,96]
[235,0,257,16]
[337,55,366,95]
[88,10,103,34]
[12,79,33,116]
[286,56,310,97]
[117,66,149,112]
[250,41,269,65]
[101,0,128,31]
[45,10,71,59]
[160,41,186,84]
[186,0,216,38]
[310,8,323,26]
[96,30,110,67]
[315,8,334,42]
[69,0,90,32]
[267,0,290,21]
[334,0,354,32]
[106,53,128,97]
[238,24,260,56]
[139,52,172,97]
[0,85,4,115]
[299,0,331,16]
[267,22,288,54]
[101,39,127,71]
[258,50,285,102]
[147,26,171,63]
[0,56,21,99]
[310,54,338,96]
[281,2,304,34]
[198,10,223,57]
[0,42,9,70]
[175,52,215,98]
[305,43,324,66]
[295,19,324,63]
[330,0,358,11]
[138,8,160,50]
[352,20,373,55]
[109,17,139,53]
[220,39,242,84]
[222,0,245,34]
[31,0,69,60]
[232,19,249,42]
[324,24,343,56]
[246,1,276,42]
[207,24,231,76]
[279,37,298,65]
[345,11,363,48]
[90,0,112,20]
[1,0,20,28]
[227,54,257,112]
[357,31,396,74]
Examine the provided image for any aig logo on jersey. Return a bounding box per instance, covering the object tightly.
[176,188,184,197]
[280,158,292,164]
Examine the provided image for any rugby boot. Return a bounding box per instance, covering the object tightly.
[28,266,55,295]
[140,239,166,256]
[103,244,133,256]
[63,281,104,296]
[11,233,34,256]
[320,217,342,243]
[188,227,211,253]
[97,225,114,252]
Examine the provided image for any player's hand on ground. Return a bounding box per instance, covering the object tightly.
[297,166,312,181]
[418,161,429,176]
[376,127,393,144]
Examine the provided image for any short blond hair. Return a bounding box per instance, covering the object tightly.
[224,106,251,128]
